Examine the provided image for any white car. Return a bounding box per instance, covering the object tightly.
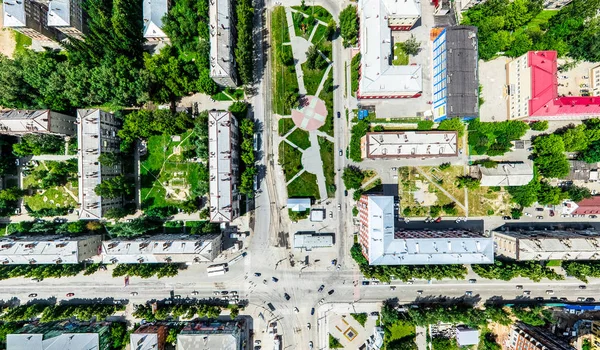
[524,212,532,217]
[294,307,299,313]
[319,298,325,305]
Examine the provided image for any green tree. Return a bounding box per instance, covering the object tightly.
[326,19,337,40]
[67,221,87,234]
[417,120,434,130]
[438,118,465,137]
[530,120,548,131]
[402,34,421,55]
[305,45,328,70]
[235,0,254,84]
[430,205,441,217]
[535,152,570,179]
[443,203,458,216]
[562,124,590,152]
[166,328,179,345]
[537,181,567,205]
[144,46,199,103]
[581,140,600,163]
[104,207,131,220]
[98,152,120,167]
[456,176,480,190]
[94,175,132,199]
[339,5,358,47]
[342,166,365,190]
[565,185,592,202]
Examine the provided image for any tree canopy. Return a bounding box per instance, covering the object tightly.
[339,5,358,47]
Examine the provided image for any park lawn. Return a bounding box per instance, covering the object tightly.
[387,321,415,343]
[421,165,466,206]
[211,91,232,101]
[318,137,336,198]
[318,70,334,136]
[292,5,333,23]
[311,23,328,45]
[301,61,326,96]
[467,186,512,217]
[392,43,409,65]
[272,7,299,115]
[12,30,31,56]
[292,11,316,40]
[279,118,296,136]
[278,141,304,181]
[287,128,311,150]
[24,187,77,211]
[287,171,320,200]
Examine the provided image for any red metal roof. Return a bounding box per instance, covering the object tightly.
[574,196,600,215]
[528,50,600,117]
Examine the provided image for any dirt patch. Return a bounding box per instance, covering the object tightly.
[0,8,16,58]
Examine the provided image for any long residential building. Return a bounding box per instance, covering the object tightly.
[475,162,534,187]
[130,325,167,350]
[209,0,237,86]
[77,109,124,220]
[47,0,86,40]
[208,111,240,223]
[494,230,600,261]
[508,322,575,350]
[361,131,458,159]
[8,322,112,350]
[432,26,479,122]
[176,320,248,350]
[357,0,422,99]
[358,195,494,265]
[143,0,169,41]
[0,110,76,136]
[3,0,60,41]
[102,234,223,264]
[0,235,101,265]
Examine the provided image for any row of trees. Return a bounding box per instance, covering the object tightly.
[132,302,222,321]
[562,260,600,282]
[471,259,563,282]
[339,5,358,47]
[112,263,184,278]
[118,109,194,151]
[468,119,529,156]
[234,0,254,85]
[0,303,125,323]
[463,0,600,62]
[0,264,86,280]
[13,134,64,157]
[351,244,467,281]
[7,219,102,236]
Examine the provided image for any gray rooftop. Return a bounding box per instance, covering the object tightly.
[47,0,70,27]
[456,327,479,346]
[293,232,334,250]
[364,131,458,159]
[567,160,599,181]
[209,0,235,80]
[0,235,101,264]
[208,111,238,223]
[287,198,311,212]
[102,234,222,264]
[130,333,159,350]
[8,333,99,350]
[445,26,479,118]
[478,162,534,187]
[494,230,600,260]
[3,0,26,27]
[143,0,168,39]
[0,110,55,134]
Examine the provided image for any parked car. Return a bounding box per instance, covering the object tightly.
[579,285,587,290]
[535,297,544,302]
[465,291,473,297]
[130,292,138,296]
[339,149,343,156]
[587,297,596,302]
[311,308,315,315]
[337,112,341,119]
[502,216,511,220]
[523,291,531,296]
[536,215,544,219]
[328,290,335,295]
[254,272,261,277]
[577,297,586,302]
[28,293,37,298]
[284,293,290,301]
[434,217,442,223]
[524,212,532,217]
[417,290,423,295]
[272,277,279,282]
[546,290,554,295]
[66,293,75,297]
[590,215,598,219]
[468,279,477,284]
[362,281,370,286]
[516,285,523,289]
[318,285,325,292]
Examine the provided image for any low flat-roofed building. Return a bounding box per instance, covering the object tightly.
[77,109,124,220]
[357,0,422,99]
[310,209,325,222]
[177,320,247,350]
[102,234,222,264]
[0,110,76,136]
[0,235,101,264]
[293,232,334,250]
[209,111,240,223]
[456,326,479,347]
[476,162,534,187]
[287,198,311,212]
[8,321,111,350]
[566,161,598,181]
[209,0,237,86]
[573,196,600,215]
[362,131,458,159]
[358,194,493,265]
[494,230,600,261]
[143,0,169,41]
[130,325,167,350]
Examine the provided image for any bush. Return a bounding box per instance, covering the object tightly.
[429,205,441,217]
[339,5,358,47]
[342,166,365,190]
[442,203,458,216]
[438,162,450,170]
[112,263,185,278]
[417,120,434,130]
[530,121,549,131]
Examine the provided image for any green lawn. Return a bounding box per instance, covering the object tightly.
[278,141,304,181]
[278,118,296,136]
[211,91,232,101]
[24,187,77,211]
[12,30,31,55]
[288,171,320,199]
[393,43,409,65]
[140,131,199,208]
[301,61,326,96]
[318,70,334,136]
[292,11,316,40]
[287,128,311,150]
[318,136,336,198]
[272,7,300,115]
[387,321,415,342]
[292,5,333,23]
[311,23,328,45]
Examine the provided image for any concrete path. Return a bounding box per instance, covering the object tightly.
[416,326,428,350]
[414,166,467,212]
[315,130,334,142]
[31,155,77,161]
[304,132,328,200]
[360,175,381,190]
[285,7,309,95]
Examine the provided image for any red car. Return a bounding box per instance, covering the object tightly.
[435,217,442,223]
[66,293,75,297]
[549,210,555,217]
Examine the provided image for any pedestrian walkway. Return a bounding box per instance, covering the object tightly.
[31,155,77,161]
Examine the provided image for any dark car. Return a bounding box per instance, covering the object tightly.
[267,303,276,311]
[586,297,596,302]
[28,293,37,298]
[318,285,325,292]
[311,308,315,315]
[534,297,544,301]
[337,112,341,119]
[272,277,279,282]
[579,285,587,290]
[284,293,290,300]
[503,216,512,220]
[328,290,335,295]
[254,272,261,277]
[344,190,348,197]
[362,281,370,285]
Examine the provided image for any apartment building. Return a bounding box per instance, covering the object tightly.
[130,325,168,350]
[208,111,240,223]
[0,235,101,264]
[361,131,458,159]
[209,0,237,86]
[0,110,76,136]
[77,109,123,220]
[8,322,112,350]
[3,0,60,41]
[507,322,574,350]
[143,0,169,41]
[177,320,248,350]
[47,0,86,40]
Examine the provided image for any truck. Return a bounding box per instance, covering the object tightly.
[267,303,276,312]
[206,263,228,277]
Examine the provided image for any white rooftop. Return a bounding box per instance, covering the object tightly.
[0,235,100,265]
[364,131,458,158]
[287,198,311,212]
[478,162,534,187]
[209,111,237,223]
[48,0,70,27]
[177,334,238,350]
[494,230,600,260]
[293,233,334,250]
[143,0,168,39]
[456,327,480,346]
[209,0,235,80]
[102,234,222,264]
[3,0,26,28]
[130,333,159,350]
[0,110,53,133]
[8,333,99,350]
[358,0,423,97]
